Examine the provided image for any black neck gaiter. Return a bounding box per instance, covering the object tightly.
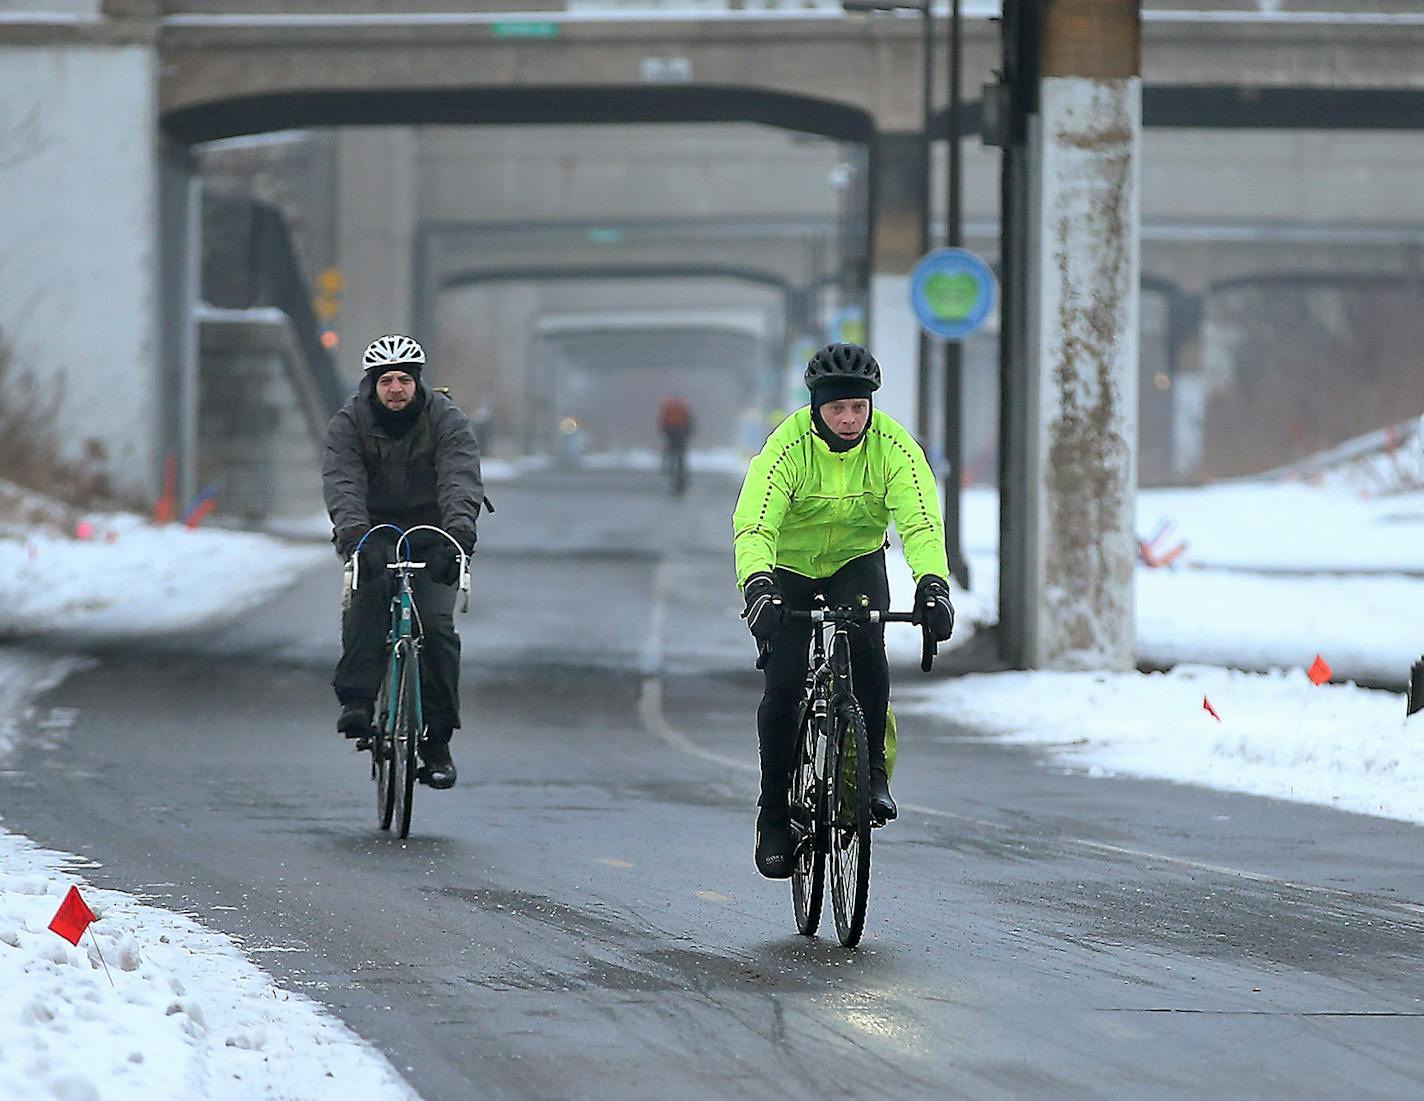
[370,386,426,438]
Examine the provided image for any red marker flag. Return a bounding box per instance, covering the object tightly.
[1203,695,1222,722]
[48,886,96,946]
[1308,655,1333,686]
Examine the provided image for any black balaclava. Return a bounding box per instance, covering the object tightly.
[368,367,426,437]
[810,377,875,452]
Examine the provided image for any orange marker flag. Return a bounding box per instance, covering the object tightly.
[1308,654,1333,686]
[1203,695,1221,722]
[48,886,96,946]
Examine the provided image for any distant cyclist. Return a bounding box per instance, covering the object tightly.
[658,396,695,496]
[732,343,956,878]
[321,334,483,790]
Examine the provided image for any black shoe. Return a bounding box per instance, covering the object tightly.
[337,701,374,739]
[755,804,794,879]
[418,739,457,789]
[869,768,898,823]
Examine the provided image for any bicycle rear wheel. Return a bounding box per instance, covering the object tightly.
[390,646,419,839]
[790,713,825,936]
[829,698,872,947]
[374,672,395,831]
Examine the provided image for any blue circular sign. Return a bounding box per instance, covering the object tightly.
[909,248,998,341]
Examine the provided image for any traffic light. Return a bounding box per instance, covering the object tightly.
[313,267,344,349]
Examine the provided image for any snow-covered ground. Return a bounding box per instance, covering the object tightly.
[0,490,412,1101]
[1,465,1422,1097]
[884,478,1424,827]
[0,831,416,1101]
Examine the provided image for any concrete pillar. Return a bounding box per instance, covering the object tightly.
[336,129,417,379]
[159,138,200,505]
[1026,0,1142,669]
[867,132,927,433]
[0,41,160,502]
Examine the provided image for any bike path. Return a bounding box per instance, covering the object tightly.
[1,471,1421,1098]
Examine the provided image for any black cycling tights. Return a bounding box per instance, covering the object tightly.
[757,550,890,805]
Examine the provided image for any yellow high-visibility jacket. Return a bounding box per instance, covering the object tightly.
[733,407,949,587]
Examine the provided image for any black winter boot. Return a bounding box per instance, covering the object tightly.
[418,739,457,789]
[337,700,374,739]
[754,800,794,879]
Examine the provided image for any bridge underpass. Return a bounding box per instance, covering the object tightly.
[533,316,767,455]
[8,1,1424,670]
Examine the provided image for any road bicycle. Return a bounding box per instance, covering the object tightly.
[345,524,470,839]
[784,600,936,947]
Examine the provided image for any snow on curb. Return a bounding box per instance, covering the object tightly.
[0,514,326,640]
[0,827,418,1101]
[897,665,1423,824]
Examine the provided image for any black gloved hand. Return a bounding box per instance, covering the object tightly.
[424,542,462,586]
[741,571,785,643]
[335,526,367,560]
[447,525,477,555]
[913,575,956,642]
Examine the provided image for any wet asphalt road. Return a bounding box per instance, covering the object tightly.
[2,470,1423,1099]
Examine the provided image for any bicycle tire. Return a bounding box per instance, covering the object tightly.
[790,711,825,936]
[374,671,395,831]
[390,645,419,839]
[829,698,872,947]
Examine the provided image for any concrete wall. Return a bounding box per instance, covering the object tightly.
[0,44,158,500]
[197,308,326,522]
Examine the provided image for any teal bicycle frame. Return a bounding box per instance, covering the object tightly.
[350,523,469,839]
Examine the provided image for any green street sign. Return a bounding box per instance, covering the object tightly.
[910,248,997,341]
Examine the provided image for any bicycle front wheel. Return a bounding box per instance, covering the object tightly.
[374,673,395,831]
[390,644,420,839]
[829,698,872,947]
[790,713,825,937]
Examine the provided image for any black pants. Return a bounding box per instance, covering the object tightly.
[758,550,890,805]
[333,533,461,741]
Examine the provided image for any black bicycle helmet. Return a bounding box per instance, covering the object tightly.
[804,342,881,392]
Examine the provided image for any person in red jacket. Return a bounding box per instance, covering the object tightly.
[658,396,695,496]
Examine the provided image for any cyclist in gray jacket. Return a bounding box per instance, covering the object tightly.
[322,334,484,789]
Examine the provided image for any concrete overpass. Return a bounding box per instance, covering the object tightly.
[4,1,1424,501]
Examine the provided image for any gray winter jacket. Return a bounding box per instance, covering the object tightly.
[322,374,484,546]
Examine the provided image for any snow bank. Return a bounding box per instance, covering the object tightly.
[0,512,326,640]
[0,830,417,1101]
[897,665,1421,824]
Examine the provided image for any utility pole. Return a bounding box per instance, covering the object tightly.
[942,0,970,590]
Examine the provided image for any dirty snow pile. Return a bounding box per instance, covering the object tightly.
[0,831,416,1101]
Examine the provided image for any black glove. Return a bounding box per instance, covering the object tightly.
[741,572,785,643]
[913,575,956,642]
[447,525,477,555]
[335,526,367,560]
[424,542,462,586]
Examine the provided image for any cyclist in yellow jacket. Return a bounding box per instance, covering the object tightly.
[733,343,956,878]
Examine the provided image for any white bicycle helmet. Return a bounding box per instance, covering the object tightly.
[362,334,426,372]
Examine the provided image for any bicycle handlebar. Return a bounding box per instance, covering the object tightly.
[348,524,472,614]
[784,608,937,672]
